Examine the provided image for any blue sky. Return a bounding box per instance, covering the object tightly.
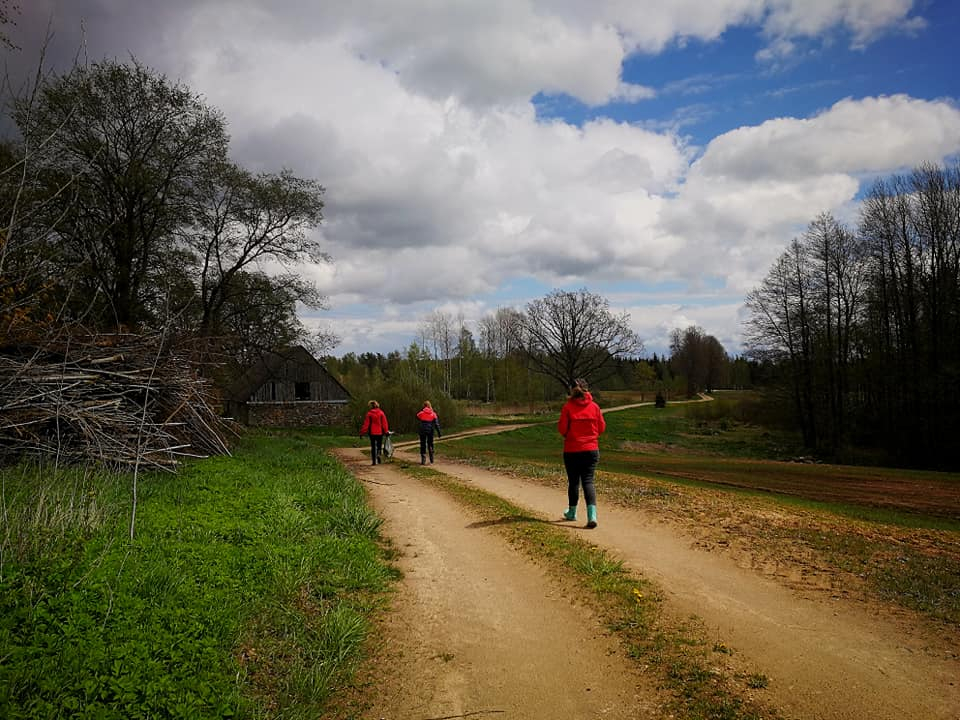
[10,1,960,358]
[539,4,958,169]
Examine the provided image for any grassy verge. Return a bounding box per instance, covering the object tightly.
[0,432,397,719]
[399,463,778,720]
[436,406,960,626]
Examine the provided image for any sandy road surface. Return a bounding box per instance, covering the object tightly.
[337,414,960,720]
[418,453,960,720]
[335,448,662,719]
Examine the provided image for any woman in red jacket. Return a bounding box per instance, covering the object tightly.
[557,379,605,528]
[359,400,389,466]
[416,400,442,464]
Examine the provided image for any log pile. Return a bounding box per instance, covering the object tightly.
[0,334,237,470]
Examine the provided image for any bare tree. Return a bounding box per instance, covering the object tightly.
[515,288,641,391]
[418,309,455,393]
[857,162,960,464]
[746,164,960,465]
[803,212,866,450]
[0,1,19,50]
[744,238,818,447]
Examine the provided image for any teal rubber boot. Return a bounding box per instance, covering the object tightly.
[586,505,598,528]
[562,506,577,521]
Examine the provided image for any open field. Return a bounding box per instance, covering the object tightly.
[446,401,960,521]
[605,452,960,521]
[436,402,960,625]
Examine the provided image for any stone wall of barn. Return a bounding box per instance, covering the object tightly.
[246,401,350,427]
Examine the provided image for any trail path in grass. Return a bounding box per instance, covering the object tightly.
[409,452,960,720]
[333,446,662,720]
[338,403,959,720]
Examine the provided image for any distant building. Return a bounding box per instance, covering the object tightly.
[225,346,351,426]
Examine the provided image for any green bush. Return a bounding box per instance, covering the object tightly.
[684,392,794,430]
[348,376,460,434]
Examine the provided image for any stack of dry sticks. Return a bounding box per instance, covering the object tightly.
[0,334,236,470]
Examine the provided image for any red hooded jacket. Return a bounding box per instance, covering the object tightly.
[416,406,441,436]
[557,392,605,452]
[360,407,389,436]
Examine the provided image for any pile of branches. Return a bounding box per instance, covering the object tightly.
[0,332,238,471]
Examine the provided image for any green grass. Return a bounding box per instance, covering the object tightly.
[449,413,544,429]
[443,401,800,464]
[401,463,777,720]
[437,404,960,625]
[442,404,960,524]
[0,433,398,719]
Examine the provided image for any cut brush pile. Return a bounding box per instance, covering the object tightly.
[0,332,236,470]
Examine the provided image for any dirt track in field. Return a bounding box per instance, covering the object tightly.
[333,415,960,720]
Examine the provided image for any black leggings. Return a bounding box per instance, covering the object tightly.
[368,434,384,463]
[419,432,435,456]
[563,450,599,506]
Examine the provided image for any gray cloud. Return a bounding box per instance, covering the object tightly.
[5,1,953,357]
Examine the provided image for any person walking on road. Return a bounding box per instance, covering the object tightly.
[416,400,442,464]
[360,400,389,466]
[557,379,606,528]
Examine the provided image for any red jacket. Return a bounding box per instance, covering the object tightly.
[360,407,389,436]
[557,392,605,452]
[416,407,441,436]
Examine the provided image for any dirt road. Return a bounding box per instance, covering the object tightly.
[335,434,960,720]
[336,448,663,719]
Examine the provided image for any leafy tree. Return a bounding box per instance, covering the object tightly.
[670,326,707,397]
[216,270,323,371]
[14,59,229,328]
[187,161,326,336]
[345,374,459,434]
[516,288,642,391]
[632,360,657,400]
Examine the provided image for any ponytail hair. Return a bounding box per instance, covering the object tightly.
[569,378,589,399]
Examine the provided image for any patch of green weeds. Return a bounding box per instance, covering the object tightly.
[0,433,398,719]
[789,527,960,624]
[868,551,960,624]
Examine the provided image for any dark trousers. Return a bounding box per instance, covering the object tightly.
[368,434,384,464]
[563,450,599,506]
[419,432,435,458]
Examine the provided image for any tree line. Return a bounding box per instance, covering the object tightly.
[745,162,960,468]
[327,287,750,407]
[1,57,332,377]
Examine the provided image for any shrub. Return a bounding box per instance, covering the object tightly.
[348,377,460,434]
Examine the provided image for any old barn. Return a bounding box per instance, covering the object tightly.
[226,346,351,426]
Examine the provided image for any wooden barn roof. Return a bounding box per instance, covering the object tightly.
[226,346,351,402]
